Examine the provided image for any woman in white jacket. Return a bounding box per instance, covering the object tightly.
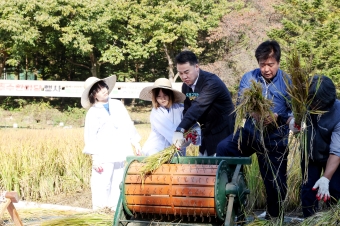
[139,78,190,156]
[81,75,141,211]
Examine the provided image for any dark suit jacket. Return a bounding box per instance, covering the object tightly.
[178,69,235,155]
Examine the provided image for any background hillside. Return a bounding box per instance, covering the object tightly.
[201,0,282,94]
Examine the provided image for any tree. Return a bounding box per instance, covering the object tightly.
[0,0,250,82]
[268,0,340,86]
[122,0,240,81]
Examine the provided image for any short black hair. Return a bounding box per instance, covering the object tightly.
[255,40,281,63]
[175,50,198,66]
[308,75,336,110]
[151,88,174,109]
[88,80,109,104]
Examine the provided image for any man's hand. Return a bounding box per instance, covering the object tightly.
[289,118,300,133]
[264,113,278,125]
[250,112,260,122]
[312,176,330,202]
[92,160,103,173]
[251,112,277,125]
[172,131,185,149]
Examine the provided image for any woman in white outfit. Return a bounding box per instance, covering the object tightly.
[81,75,141,211]
[139,78,190,156]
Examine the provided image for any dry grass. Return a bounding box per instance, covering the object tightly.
[1,208,113,225]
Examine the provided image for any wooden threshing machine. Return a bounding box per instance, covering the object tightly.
[113,156,251,226]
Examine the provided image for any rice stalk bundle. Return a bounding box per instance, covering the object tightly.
[284,48,326,182]
[233,80,277,149]
[139,126,199,182]
[139,145,178,181]
[284,47,312,127]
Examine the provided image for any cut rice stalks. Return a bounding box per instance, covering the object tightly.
[284,47,326,182]
[284,47,312,128]
[1,208,112,226]
[233,80,277,150]
[299,201,340,226]
[284,48,326,125]
[139,125,200,183]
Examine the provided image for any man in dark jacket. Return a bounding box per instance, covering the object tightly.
[172,50,235,156]
[290,75,340,218]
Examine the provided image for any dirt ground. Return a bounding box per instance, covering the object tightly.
[42,189,93,209]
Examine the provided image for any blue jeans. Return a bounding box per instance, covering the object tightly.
[301,158,340,217]
[216,129,288,218]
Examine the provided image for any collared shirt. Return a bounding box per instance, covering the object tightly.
[190,75,199,92]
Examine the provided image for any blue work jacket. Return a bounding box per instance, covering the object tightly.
[239,68,292,146]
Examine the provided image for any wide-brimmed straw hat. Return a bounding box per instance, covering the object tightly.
[81,75,116,109]
[139,78,185,103]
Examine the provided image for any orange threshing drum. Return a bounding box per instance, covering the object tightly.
[123,161,218,217]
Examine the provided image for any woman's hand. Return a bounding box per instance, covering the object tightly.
[92,160,103,173]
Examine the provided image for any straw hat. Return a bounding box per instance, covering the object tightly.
[139,78,185,103]
[81,75,116,109]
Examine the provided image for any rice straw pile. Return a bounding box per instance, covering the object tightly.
[139,126,199,182]
[1,208,113,225]
[233,80,277,149]
[299,201,340,226]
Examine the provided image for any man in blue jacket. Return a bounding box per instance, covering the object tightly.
[172,50,235,156]
[216,40,292,219]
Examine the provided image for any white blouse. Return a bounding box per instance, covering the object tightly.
[142,103,184,156]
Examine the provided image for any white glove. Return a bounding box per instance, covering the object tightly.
[312,176,330,202]
[132,142,142,156]
[172,131,185,149]
[289,118,300,133]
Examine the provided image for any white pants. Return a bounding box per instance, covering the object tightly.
[91,162,124,211]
